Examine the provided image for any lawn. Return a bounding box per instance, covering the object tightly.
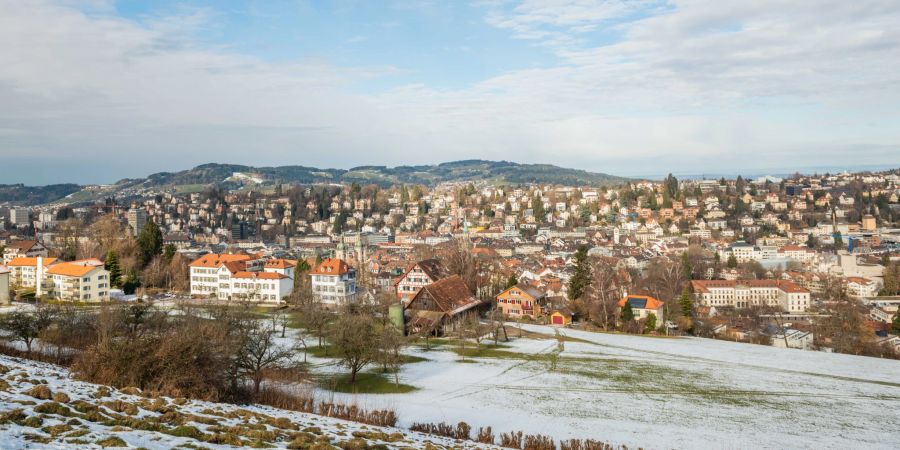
[318,372,417,394]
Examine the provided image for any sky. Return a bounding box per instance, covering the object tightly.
[1,0,899,185]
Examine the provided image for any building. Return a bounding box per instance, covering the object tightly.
[0,265,9,304]
[394,259,451,304]
[617,294,665,325]
[846,277,879,298]
[772,329,814,350]
[549,308,573,326]
[861,214,876,231]
[691,280,811,312]
[188,253,292,302]
[3,240,49,264]
[9,208,30,226]
[6,257,58,288]
[44,259,110,302]
[309,258,357,306]
[495,284,547,319]
[127,208,148,236]
[405,275,483,335]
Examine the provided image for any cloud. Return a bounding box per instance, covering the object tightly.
[0,0,897,184]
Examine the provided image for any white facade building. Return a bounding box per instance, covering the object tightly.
[310,258,357,306]
[692,280,811,313]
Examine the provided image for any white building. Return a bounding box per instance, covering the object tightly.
[44,259,110,302]
[692,280,811,313]
[310,258,357,306]
[189,253,293,302]
[772,329,814,350]
[10,208,30,226]
[0,265,9,304]
[6,257,58,288]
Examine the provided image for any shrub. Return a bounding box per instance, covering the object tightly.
[51,392,70,403]
[25,384,52,400]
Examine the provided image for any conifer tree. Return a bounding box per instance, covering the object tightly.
[137,221,163,268]
[105,250,121,288]
[679,286,692,318]
[622,302,634,323]
[568,245,591,301]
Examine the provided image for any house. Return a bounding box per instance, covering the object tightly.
[310,258,358,306]
[617,295,665,325]
[495,284,547,319]
[846,277,879,298]
[0,265,9,304]
[691,280,811,312]
[394,259,451,304]
[6,257,58,288]
[405,275,483,336]
[189,253,292,302]
[3,240,48,264]
[772,329,814,350]
[549,308,573,326]
[44,259,110,302]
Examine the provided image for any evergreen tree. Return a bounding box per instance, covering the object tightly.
[163,244,176,261]
[645,313,657,333]
[137,221,163,267]
[531,195,545,220]
[727,254,738,269]
[105,250,121,288]
[892,309,900,335]
[568,245,591,300]
[122,268,140,295]
[681,252,693,280]
[622,302,634,323]
[506,274,518,289]
[679,286,692,318]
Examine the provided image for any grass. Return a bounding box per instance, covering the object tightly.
[318,372,417,394]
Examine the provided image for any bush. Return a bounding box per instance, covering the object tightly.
[25,384,52,400]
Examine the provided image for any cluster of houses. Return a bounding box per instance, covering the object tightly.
[2,168,899,352]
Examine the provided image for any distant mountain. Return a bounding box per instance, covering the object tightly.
[0,183,81,206]
[135,160,629,188]
[0,160,629,205]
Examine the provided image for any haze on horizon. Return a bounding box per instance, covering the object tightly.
[1,0,899,185]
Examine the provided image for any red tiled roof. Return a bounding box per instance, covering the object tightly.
[190,253,251,268]
[310,258,352,276]
[691,279,809,294]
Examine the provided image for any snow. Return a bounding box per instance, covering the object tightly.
[0,355,499,449]
[300,323,900,450]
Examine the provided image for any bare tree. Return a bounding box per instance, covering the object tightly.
[236,321,294,397]
[0,304,59,354]
[328,310,380,383]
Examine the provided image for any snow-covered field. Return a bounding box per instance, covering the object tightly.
[307,323,900,450]
[0,355,498,449]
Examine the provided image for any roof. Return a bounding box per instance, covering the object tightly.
[264,259,297,269]
[617,294,664,310]
[410,275,482,315]
[310,258,352,276]
[414,259,452,281]
[232,271,288,280]
[691,279,809,294]
[189,253,251,268]
[46,260,104,277]
[5,240,40,251]
[498,284,546,301]
[7,257,58,267]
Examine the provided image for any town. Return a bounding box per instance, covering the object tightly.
[2,167,898,355]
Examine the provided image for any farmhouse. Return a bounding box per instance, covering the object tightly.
[406,275,483,335]
[495,284,547,319]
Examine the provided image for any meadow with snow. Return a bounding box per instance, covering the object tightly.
[301,323,900,450]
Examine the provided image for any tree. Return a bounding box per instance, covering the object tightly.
[328,311,380,383]
[163,244,177,261]
[122,268,141,295]
[0,305,58,354]
[621,302,634,323]
[644,313,657,334]
[237,321,293,397]
[569,245,591,301]
[892,309,900,336]
[505,274,518,289]
[137,221,163,267]
[881,263,898,296]
[726,254,738,269]
[680,252,693,280]
[105,250,122,288]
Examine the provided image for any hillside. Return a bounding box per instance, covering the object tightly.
[299,323,900,450]
[0,354,496,449]
[0,160,629,205]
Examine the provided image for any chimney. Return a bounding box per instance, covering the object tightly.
[35,256,44,298]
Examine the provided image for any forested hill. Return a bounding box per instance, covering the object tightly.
[137,160,629,188]
[0,160,629,205]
